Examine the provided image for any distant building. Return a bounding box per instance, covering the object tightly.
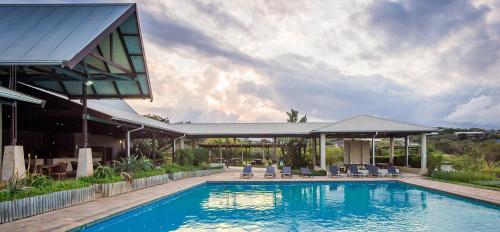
[453,131,486,140]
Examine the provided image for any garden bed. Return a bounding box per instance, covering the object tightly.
[99,168,224,197]
[0,186,95,224]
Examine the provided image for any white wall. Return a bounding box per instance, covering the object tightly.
[343,140,370,164]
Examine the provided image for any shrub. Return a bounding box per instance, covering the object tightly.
[311,170,327,176]
[114,155,154,173]
[431,170,496,183]
[79,175,123,184]
[427,151,443,175]
[133,168,166,179]
[0,179,90,202]
[23,175,52,188]
[93,163,115,179]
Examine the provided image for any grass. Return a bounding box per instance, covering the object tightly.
[430,170,500,191]
[0,179,91,202]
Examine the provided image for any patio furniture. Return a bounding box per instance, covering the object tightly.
[264,166,276,178]
[240,165,253,179]
[282,166,292,178]
[50,162,68,180]
[329,165,341,177]
[347,165,364,177]
[366,165,379,177]
[300,167,312,178]
[388,166,402,177]
[71,161,78,176]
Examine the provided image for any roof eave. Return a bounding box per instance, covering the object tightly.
[64,4,137,69]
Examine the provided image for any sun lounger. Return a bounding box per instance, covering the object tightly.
[347,165,364,177]
[329,165,341,177]
[388,166,402,177]
[300,167,312,178]
[264,166,276,178]
[240,165,253,178]
[366,165,379,177]
[282,166,292,178]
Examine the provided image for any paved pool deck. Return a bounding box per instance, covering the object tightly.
[0,169,498,232]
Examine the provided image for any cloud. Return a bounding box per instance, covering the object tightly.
[138,6,266,68]
[446,95,500,127]
[365,0,490,49]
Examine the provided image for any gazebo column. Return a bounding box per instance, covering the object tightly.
[272,138,277,161]
[371,138,376,165]
[389,137,394,164]
[320,133,326,170]
[420,133,427,174]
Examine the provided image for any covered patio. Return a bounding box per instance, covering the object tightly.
[169,115,437,174]
[0,3,182,180]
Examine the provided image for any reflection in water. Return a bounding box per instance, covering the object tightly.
[82,182,500,232]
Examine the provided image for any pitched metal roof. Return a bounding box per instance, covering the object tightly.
[313,115,436,133]
[84,100,184,134]
[169,122,332,137]
[0,3,152,100]
[0,86,44,105]
[0,3,130,66]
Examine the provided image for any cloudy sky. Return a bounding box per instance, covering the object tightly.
[9,0,500,128]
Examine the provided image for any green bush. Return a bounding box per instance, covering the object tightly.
[133,168,166,179]
[79,175,123,184]
[94,163,114,179]
[431,170,497,183]
[23,175,52,188]
[0,179,90,202]
[114,155,154,173]
[311,170,327,176]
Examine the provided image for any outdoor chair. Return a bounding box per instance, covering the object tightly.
[240,165,253,179]
[347,165,364,177]
[388,166,402,177]
[366,165,379,177]
[282,166,293,178]
[264,166,276,178]
[50,162,68,180]
[71,161,78,176]
[300,167,312,178]
[329,165,342,178]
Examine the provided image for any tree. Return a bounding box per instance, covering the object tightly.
[280,109,308,168]
[144,114,169,123]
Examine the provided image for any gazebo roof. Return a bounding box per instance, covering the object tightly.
[312,115,436,136]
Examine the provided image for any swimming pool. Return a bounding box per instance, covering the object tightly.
[78,181,500,231]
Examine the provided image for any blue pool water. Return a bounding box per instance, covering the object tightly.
[80,181,500,231]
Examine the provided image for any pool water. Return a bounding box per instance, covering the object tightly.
[80,181,500,231]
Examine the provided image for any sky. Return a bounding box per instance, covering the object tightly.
[7,0,500,129]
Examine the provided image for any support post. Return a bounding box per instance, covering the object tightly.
[420,133,427,174]
[81,80,88,148]
[371,138,375,165]
[320,133,326,170]
[272,138,277,161]
[389,137,394,164]
[405,136,409,167]
[9,66,17,146]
